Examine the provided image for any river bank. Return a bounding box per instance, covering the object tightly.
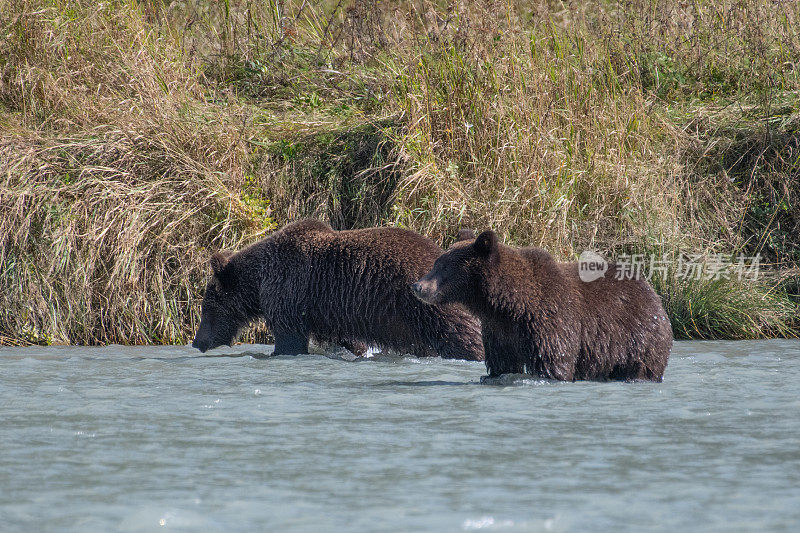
[1,1,797,345]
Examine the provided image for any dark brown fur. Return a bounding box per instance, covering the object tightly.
[192,219,484,360]
[412,230,672,381]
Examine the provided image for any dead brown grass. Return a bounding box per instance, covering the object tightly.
[0,0,797,344]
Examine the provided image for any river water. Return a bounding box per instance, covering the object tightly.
[1,340,799,532]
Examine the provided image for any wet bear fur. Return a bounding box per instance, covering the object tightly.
[192,219,484,360]
[412,230,672,381]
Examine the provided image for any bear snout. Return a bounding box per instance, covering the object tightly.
[411,279,440,304]
[410,281,424,298]
[191,337,210,353]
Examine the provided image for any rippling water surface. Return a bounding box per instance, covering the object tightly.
[1,340,799,532]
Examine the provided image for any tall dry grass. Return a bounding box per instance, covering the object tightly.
[0,129,262,344]
[0,0,797,344]
[0,0,261,344]
[385,1,800,253]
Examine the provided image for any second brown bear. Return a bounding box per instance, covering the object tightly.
[412,230,672,381]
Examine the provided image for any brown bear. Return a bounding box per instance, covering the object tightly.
[192,219,484,360]
[411,230,672,381]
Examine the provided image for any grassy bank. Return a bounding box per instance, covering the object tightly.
[1,0,797,345]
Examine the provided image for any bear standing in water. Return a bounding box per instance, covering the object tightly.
[192,219,484,360]
[412,230,672,381]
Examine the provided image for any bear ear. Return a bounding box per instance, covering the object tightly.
[210,251,236,290]
[209,251,231,275]
[456,229,476,242]
[473,230,498,256]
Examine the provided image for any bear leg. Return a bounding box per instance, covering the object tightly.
[273,332,310,355]
[483,330,525,376]
[341,340,368,357]
[621,358,665,382]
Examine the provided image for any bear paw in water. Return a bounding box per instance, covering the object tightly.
[479,374,550,386]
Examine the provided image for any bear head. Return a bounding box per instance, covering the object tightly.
[411,229,498,306]
[192,251,251,352]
